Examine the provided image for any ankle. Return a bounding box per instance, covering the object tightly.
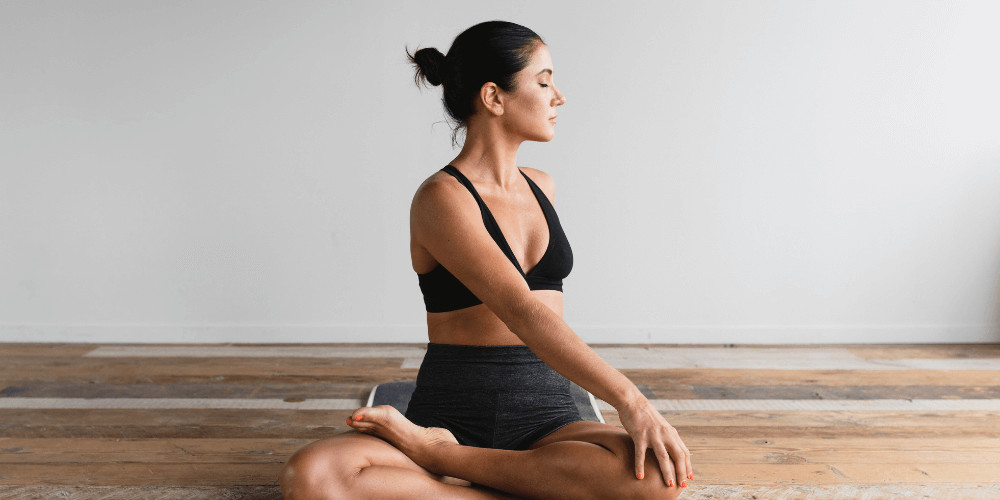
[411,435,459,474]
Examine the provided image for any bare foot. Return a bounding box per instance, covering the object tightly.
[346,405,459,470]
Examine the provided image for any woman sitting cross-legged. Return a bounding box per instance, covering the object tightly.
[280,20,693,500]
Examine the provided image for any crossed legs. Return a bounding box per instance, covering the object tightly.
[280,405,683,500]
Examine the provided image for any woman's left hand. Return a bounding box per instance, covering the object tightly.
[615,396,693,488]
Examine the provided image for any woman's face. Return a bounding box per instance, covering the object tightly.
[502,43,566,142]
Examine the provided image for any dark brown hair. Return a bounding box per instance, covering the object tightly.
[406,20,545,147]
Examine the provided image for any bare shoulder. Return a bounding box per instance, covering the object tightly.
[410,170,476,228]
[519,166,556,202]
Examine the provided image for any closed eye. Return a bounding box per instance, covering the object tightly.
[540,84,549,88]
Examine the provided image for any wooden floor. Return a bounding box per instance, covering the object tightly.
[1,343,999,499]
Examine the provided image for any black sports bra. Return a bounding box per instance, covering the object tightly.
[417,165,573,313]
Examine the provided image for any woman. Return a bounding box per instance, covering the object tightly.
[281,20,692,499]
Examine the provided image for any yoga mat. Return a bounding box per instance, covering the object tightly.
[366,380,606,424]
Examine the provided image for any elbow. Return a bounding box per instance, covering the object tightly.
[487,288,550,337]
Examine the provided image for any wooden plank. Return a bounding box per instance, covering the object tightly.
[0,356,411,383]
[610,399,1000,411]
[1,462,998,487]
[683,384,1000,400]
[87,345,1000,370]
[656,409,1000,428]
[7,342,995,360]
[846,344,1000,360]
[15,397,1000,412]
[678,436,1000,451]
[0,463,283,486]
[682,463,1000,484]
[0,398,363,410]
[4,484,1000,500]
[3,437,998,465]
[0,438,310,464]
[622,368,1000,387]
[0,408,355,439]
[5,355,997,387]
[85,346,428,358]
[7,418,997,442]
[0,381,375,399]
[0,344,96,358]
[0,485,281,500]
[671,425,1000,440]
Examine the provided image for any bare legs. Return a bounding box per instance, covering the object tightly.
[281,427,518,499]
[281,405,682,500]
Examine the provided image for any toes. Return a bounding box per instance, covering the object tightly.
[345,405,408,434]
[348,406,391,429]
[346,407,374,429]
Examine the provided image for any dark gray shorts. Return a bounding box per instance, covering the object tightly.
[404,343,583,451]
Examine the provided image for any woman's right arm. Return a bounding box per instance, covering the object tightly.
[411,177,692,486]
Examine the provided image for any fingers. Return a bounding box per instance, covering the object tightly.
[653,443,678,487]
[633,439,646,480]
[668,443,687,488]
[685,444,694,482]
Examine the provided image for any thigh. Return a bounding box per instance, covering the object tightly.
[528,420,633,456]
[524,421,681,499]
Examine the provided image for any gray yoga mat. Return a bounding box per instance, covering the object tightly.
[366,380,606,424]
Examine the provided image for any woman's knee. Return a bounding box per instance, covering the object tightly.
[280,434,371,500]
[576,432,684,500]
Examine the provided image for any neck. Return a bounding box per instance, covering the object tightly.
[449,116,524,190]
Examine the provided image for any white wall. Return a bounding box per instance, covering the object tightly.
[2,0,999,344]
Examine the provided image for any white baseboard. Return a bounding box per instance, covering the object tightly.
[0,323,997,344]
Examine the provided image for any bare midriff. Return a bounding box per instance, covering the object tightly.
[426,289,563,346]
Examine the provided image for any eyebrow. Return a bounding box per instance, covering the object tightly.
[536,68,553,76]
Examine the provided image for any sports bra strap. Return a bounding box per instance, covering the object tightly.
[441,165,526,276]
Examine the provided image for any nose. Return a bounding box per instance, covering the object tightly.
[553,87,566,106]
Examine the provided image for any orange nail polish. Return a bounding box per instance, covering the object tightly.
[636,473,643,480]
[346,418,352,425]
[688,473,694,480]
[354,415,363,421]
[681,481,687,488]
[669,479,674,487]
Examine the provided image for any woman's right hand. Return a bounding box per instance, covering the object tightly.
[615,396,693,488]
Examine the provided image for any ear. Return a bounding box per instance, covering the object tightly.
[479,82,504,117]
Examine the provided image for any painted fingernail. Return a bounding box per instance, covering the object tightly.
[346,418,352,425]
[354,414,363,421]
[668,479,674,487]
[681,481,687,488]
[688,473,694,480]
[636,473,643,480]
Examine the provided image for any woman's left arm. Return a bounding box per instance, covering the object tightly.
[512,168,693,486]
[502,300,692,486]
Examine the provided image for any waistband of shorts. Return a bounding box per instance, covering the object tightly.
[423,343,540,362]
[415,342,569,391]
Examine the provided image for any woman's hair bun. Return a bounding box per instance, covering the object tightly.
[407,46,447,87]
[406,21,544,147]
